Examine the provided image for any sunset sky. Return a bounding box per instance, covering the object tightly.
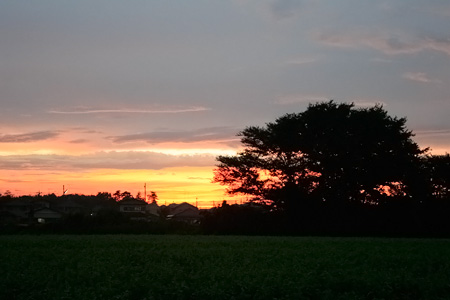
[1,1,450,207]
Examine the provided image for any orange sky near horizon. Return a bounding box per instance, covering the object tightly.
[0,131,241,208]
[0,166,239,209]
[0,129,447,210]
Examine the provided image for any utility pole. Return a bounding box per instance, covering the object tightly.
[144,183,147,202]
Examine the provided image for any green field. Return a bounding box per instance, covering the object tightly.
[1,235,450,300]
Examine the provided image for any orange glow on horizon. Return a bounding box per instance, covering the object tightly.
[0,167,237,209]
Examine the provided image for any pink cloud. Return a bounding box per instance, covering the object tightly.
[48,106,210,114]
[402,72,432,83]
[314,31,450,56]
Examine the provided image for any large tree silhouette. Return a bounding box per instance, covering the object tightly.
[214,101,425,212]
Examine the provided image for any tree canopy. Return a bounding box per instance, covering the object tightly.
[423,154,450,200]
[214,101,425,211]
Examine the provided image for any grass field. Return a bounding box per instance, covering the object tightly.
[1,235,450,300]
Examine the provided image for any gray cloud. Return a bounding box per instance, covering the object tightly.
[108,127,240,144]
[0,151,217,171]
[69,128,103,134]
[68,139,89,144]
[0,131,59,143]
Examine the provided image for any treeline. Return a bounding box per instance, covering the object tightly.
[2,191,450,236]
[0,191,198,235]
[202,197,450,237]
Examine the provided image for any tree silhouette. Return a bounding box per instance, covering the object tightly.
[148,191,158,204]
[112,190,133,201]
[424,154,450,200]
[214,101,425,212]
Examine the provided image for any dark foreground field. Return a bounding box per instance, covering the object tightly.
[1,235,450,300]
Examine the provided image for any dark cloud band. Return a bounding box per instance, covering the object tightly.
[108,127,240,144]
[0,131,59,143]
[0,151,216,171]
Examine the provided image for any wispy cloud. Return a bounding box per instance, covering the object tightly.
[0,151,217,171]
[68,139,89,144]
[48,106,210,114]
[314,31,450,56]
[0,131,59,143]
[0,178,31,183]
[108,127,239,144]
[69,127,103,134]
[424,37,450,56]
[352,100,387,107]
[402,72,433,83]
[415,129,450,137]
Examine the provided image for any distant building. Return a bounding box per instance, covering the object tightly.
[145,202,160,221]
[117,198,148,213]
[117,198,148,221]
[165,202,201,224]
[33,207,63,223]
[0,196,202,225]
[53,199,85,215]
